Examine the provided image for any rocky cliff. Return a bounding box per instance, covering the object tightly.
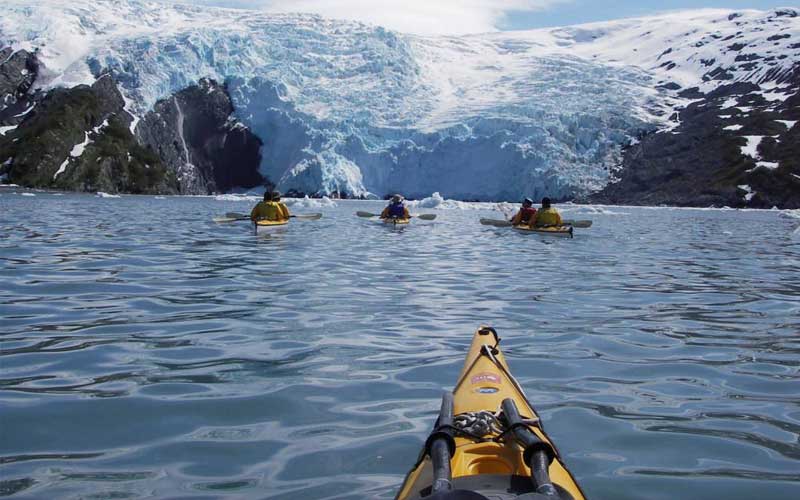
[0,66,176,194]
[587,65,800,208]
[136,78,263,194]
[0,47,38,126]
[1,46,264,195]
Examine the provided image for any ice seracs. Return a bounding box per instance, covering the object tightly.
[2,1,798,200]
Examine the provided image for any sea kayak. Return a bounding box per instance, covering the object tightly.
[253,219,289,233]
[513,225,573,238]
[396,327,586,500]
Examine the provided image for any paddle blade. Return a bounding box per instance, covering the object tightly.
[225,212,248,219]
[416,214,437,221]
[564,219,592,228]
[480,218,512,227]
[213,216,242,223]
[356,211,378,218]
[292,213,323,220]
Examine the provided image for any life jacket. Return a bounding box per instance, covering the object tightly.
[519,207,537,223]
[535,207,561,226]
[252,201,287,221]
[387,202,406,218]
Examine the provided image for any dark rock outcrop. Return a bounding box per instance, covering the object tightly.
[0,47,39,124]
[0,74,176,194]
[587,65,800,208]
[1,67,263,195]
[136,78,264,194]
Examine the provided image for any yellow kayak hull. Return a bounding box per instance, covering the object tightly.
[513,225,573,238]
[383,217,411,225]
[395,327,586,500]
[253,219,289,232]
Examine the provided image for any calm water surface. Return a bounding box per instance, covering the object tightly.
[1,191,799,499]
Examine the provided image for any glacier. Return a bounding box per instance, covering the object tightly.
[2,1,798,200]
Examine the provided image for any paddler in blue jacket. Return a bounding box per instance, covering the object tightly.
[510,198,537,226]
[380,194,410,220]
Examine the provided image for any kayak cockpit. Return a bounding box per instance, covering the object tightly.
[395,327,585,500]
[409,475,577,500]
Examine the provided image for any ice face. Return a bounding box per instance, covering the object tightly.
[3,1,797,199]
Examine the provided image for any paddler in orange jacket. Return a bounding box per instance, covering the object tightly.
[532,197,562,227]
[510,198,537,226]
[250,191,290,222]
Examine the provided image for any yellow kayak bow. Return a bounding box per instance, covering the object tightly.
[396,326,586,500]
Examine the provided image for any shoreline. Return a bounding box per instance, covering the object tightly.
[3,185,799,215]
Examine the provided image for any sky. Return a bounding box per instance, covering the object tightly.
[165,1,796,34]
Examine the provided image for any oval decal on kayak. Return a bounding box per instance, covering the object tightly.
[470,372,501,385]
[475,387,499,394]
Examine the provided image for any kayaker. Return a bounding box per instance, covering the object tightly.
[380,194,410,220]
[532,197,562,227]
[510,198,537,226]
[250,190,290,222]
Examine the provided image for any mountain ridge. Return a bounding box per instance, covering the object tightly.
[1,1,798,205]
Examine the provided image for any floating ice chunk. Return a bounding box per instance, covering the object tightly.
[21,192,36,196]
[214,193,259,202]
[96,192,121,198]
[284,195,337,208]
[406,192,503,210]
[411,192,446,208]
[564,205,628,215]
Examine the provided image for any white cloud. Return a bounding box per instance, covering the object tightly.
[165,0,568,34]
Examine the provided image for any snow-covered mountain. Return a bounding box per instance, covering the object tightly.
[1,0,798,203]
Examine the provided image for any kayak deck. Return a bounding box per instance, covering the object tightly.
[512,225,573,238]
[396,327,585,500]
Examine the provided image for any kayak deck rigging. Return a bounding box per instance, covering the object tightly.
[396,327,586,500]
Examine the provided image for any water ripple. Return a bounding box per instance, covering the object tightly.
[1,194,799,499]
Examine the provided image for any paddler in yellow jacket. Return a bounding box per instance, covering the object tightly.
[250,191,290,222]
[532,197,562,227]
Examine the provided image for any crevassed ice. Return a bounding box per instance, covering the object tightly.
[3,1,798,200]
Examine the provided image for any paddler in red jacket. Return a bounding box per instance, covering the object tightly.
[510,198,537,226]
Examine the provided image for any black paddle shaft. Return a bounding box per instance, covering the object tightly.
[501,398,558,497]
[426,392,456,492]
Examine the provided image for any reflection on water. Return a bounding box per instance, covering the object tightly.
[1,192,799,499]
